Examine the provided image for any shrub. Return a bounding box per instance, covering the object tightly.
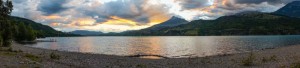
[7,47,13,52]
[50,52,60,60]
[261,55,277,63]
[241,52,255,66]
[2,39,11,47]
[136,64,146,68]
[291,62,300,68]
[25,53,40,61]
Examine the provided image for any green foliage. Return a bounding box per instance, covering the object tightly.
[5,0,13,13]
[0,34,2,46]
[0,0,13,47]
[0,0,13,16]
[136,64,147,68]
[15,23,27,41]
[26,26,36,41]
[291,62,300,68]
[14,22,38,42]
[261,55,277,63]
[0,19,13,47]
[25,53,40,62]
[241,52,256,66]
[7,47,13,52]
[50,52,60,60]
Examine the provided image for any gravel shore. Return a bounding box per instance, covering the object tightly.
[0,43,299,68]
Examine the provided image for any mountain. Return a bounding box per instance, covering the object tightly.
[157,12,300,36]
[10,16,79,37]
[152,16,188,28]
[70,30,103,36]
[274,1,300,18]
[110,12,300,36]
[114,16,188,36]
[147,16,188,31]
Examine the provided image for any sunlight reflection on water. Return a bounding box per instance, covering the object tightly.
[25,36,300,58]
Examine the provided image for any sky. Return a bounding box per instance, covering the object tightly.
[11,0,297,33]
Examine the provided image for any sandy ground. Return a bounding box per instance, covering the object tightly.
[0,43,300,68]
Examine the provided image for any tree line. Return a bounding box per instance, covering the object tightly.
[0,0,36,47]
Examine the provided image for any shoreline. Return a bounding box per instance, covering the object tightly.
[0,43,300,68]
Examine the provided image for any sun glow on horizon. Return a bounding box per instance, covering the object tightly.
[102,16,139,26]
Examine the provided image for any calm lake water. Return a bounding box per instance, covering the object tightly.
[24,36,300,58]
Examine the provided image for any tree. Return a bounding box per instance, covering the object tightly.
[1,20,12,47]
[26,25,36,41]
[15,23,37,42]
[5,0,13,14]
[15,23,27,41]
[0,0,13,47]
[0,0,13,17]
[0,32,2,46]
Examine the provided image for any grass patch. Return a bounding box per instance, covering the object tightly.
[0,47,23,53]
[16,49,23,53]
[25,53,41,62]
[241,52,256,66]
[7,47,13,52]
[291,62,300,68]
[2,52,17,56]
[200,57,212,64]
[50,52,60,60]
[261,55,277,63]
[136,64,146,68]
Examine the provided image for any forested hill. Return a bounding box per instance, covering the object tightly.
[274,1,300,18]
[70,30,103,36]
[10,16,79,37]
[156,12,300,36]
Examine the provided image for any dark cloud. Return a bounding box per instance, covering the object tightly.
[78,0,163,24]
[178,0,210,9]
[100,0,150,23]
[37,0,69,15]
[12,0,25,4]
[234,0,297,4]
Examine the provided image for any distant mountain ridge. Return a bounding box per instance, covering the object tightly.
[154,16,188,27]
[275,1,300,18]
[147,16,188,31]
[70,30,103,36]
[117,16,188,35]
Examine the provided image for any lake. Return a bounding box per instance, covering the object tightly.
[23,35,300,58]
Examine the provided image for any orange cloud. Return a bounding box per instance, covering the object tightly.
[50,22,61,26]
[142,2,171,24]
[147,11,171,24]
[102,16,139,26]
[222,0,230,6]
[70,18,96,26]
[42,15,62,19]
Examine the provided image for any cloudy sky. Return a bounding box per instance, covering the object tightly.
[11,0,297,32]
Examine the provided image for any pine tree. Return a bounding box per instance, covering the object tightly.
[26,25,36,41]
[0,32,3,46]
[16,23,27,41]
[2,20,12,47]
[0,0,13,47]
